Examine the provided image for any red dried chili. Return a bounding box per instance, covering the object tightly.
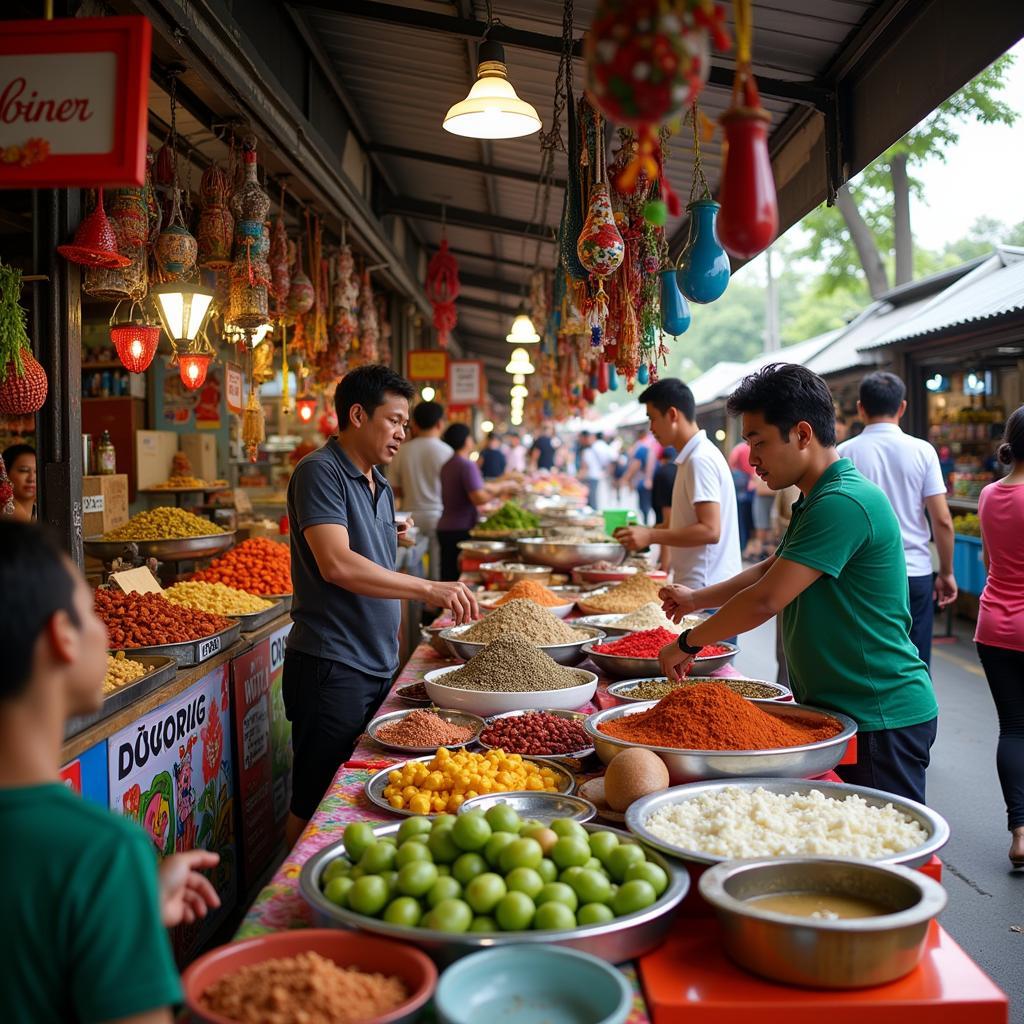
[592,627,679,658]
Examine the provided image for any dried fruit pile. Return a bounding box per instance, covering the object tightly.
[191,537,292,594]
[95,589,231,648]
[102,507,223,541]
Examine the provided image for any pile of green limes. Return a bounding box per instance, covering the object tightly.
[318,805,668,933]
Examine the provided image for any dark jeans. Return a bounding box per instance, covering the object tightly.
[282,650,392,819]
[907,573,935,668]
[835,717,937,804]
[636,486,653,525]
[737,494,753,554]
[977,642,1024,830]
[437,528,471,581]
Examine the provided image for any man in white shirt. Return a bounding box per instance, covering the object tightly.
[577,431,606,510]
[389,401,452,580]
[615,378,741,589]
[838,372,957,667]
[505,432,527,473]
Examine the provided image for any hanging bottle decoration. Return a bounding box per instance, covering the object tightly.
[226,136,271,329]
[425,231,459,349]
[287,236,315,321]
[716,0,778,260]
[196,161,234,270]
[595,358,609,394]
[0,263,48,416]
[269,187,291,318]
[659,267,691,334]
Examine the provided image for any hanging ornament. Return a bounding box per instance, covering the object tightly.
[84,185,149,300]
[196,161,234,270]
[0,454,14,518]
[269,186,290,316]
[154,189,198,280]
[178,345,213,391]
[242,383,265,462]
[359,271,380,363]
[227,136,271,329]
[425,234,460,349]
[659,268,691,335]
[637,363,650,385]
[109,301,161,373]
[58,188,131,269]
[332,240,359,348]
[0,262,48,416]
[287,237,315,319]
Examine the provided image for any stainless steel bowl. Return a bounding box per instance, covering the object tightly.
[573,614,633,638]
[607,676,792,703]
[479,561,554,588]
[84,530,235,563]
[585,701,857,784]
[300,820,689,965]
[366,707,485,755]
[440,623,605,666]
[517,537,626,571]
[457,539,519,561]
[699,857,947,988]
[458,790,597,823]
[479,708,594,759]
[625,778,949,868]
[581,640,738,679]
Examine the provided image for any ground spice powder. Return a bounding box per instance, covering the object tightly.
[598,682,843,751]
[375,709,475,747]
[494,580,567,607]
[442,634,587,692]
[460,599,581,645]
[583,574,664,613]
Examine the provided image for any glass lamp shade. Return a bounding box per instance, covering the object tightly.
[110,323,160,373]
[296,396,317,423]
[179,351,212,390]
[510,384,529,399]
[505,347,535,375]
[444,42,541,140]
[151,282,215,343]
[506,313,540,344]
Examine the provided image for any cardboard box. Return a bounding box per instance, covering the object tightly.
[180,432,219,483]
[136,430,178,490]
[82,474,129,537]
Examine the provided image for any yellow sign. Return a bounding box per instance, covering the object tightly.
[408,349,449,381]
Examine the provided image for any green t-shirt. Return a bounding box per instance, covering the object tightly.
[0,783,182,1023]
[777,458,938,732]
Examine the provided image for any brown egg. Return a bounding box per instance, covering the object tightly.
[603,748,670,812]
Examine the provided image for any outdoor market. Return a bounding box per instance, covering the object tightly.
[1,1,1024,1023]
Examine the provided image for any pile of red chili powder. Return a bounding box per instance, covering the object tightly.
[597,682,843,751]
[592,627,730,660]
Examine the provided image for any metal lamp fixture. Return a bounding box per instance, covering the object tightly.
[506,311,540,344]
[296,394,318,423]
[151,281,216,350]
[109,301,161,374]
[443,39,541,140]
[505,346,535,375]
[513,373,526,385]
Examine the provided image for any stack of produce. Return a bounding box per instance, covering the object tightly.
[95,589,231,648]
[320,809,668,932]
[459,600,581,646]
[440,635,586,693]
[582,574,664,613]
[190,537,292,594]
[493,580,567,607]
[480,712,590,756]
[102,651,148,694]
[953,513,980,536]
[476,501,539,533]
[163,581,272,616]
[374,710,476,749]
[597,682,842,751]
[101,507,223,541]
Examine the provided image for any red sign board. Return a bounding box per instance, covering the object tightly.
[0,16,151,188]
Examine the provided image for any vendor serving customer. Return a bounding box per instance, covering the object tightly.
[657,363,938,804]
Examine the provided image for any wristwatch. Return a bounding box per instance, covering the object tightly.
[677,628,703,655]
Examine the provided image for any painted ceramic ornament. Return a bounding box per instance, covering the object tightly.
[577,182,625,277]
[676,198,730,304]
[230,140,271,223]
[154,214,198,280]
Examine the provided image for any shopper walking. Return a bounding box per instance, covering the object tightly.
[657,363,937,804]
[838,371,957,667]
[974,406,1024,866]
[728,441,755,558]
[577,430,606,510]
[505,432,527,473]
[530,423,557,470]
[285,366,477,844]
[479,432,507,479]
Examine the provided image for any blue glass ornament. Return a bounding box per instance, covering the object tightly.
[637,364,649,385]
[659,268,691,335]
[677,199,730,304]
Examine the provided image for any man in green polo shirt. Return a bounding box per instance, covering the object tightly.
[658,363,937,803]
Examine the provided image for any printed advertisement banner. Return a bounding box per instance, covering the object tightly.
[60,740,109,807]
[268,622,293,826]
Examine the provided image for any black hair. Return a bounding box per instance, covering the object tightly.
[859,371,906,417]
[335,365,414,430]
[442,423,471,451]
[999,405,1024,465]
[0,522,80,700]
[726,363,837,447]
[2,443,35,471]
[638,378,696,422]
[412,400,444,431]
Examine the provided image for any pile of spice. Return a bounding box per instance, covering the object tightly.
[459,599,582,646]
[477,501,539,532]
[396,681,430,701]
[598,682,843,751]
[191,537,292,594]
[101,507,223,541]
[613,602,680,632]
[102,652,148,694]
[620,677,782,701]
[95,589,231,648]
[593,628,730,660]
[440,635,588,692]
[493,579,567,607]
[164,580,272,616]
[481,711,590,755]
[375,709,476,747]
[582,574,664,613]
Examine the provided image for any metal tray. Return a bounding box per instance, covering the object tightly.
[364,753,576,817]
[625,779,950,869]
[83,530,235,564]
[64,656,178,739]
[233,599,287,633]
[300,820,688,966]
[264,592,293,613]
[109,621,241,667]
[365,707,485,755]
[478,708,594,760]
[458,791,597,823]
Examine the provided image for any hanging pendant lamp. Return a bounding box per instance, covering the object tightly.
[506,311,540,345]
[505,347,535,375]
[444,39,541,140]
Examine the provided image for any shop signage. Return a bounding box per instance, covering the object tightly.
[82,494,104,514]
[268,622,293,825]
[407,349,449,381]
[111,565,162,595]
[225,363,243,414]
[60,740,109,807]
[448,359,484,405]
[0,16,151,188]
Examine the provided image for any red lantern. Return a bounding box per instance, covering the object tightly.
[296,395,317,423]
[179,351,212,390]
[425,238,460,348]
[110,322,160,373]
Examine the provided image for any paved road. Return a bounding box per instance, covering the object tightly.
[734,618,1024,1020]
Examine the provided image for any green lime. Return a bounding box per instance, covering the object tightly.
[323,876,354,907]
[426,876,463,908]
[348,875,390,916]
[422,898,473,933]
[495,891,535,931]
[464,872,507,914]
[583,857,604,873]
[550,836,590,870]
[625,861,669,897]
[536,858,558,883]
[568,868,612,905]
[559,866,584,887]
[505,866,544,899]
[359,842,397,875]
[485,803,521,833]
[378,836,397,846]
[588,830,620,864]
[435,864,451,876]
[395,841,432,868]
[428,827,461,865]
[611,879,657,916]
[606,843,646,881]
[397,816,433,843]
[468,914,498,932]
[380,870,399,897]
[383,896,423,927]
[348,865,365,881]
[397,860,439,897]
[577,902,615,926]
[343,822,377,862]
[322,858,351,884]
[533,901,576,931]
[498,837,543,873]
[535,881,578,912]
[484,831,518,867]
[550,818,588,840]
[451,811,492,852]
[452,852,488,886]
[519,818,545,834]
[431,814,457,832]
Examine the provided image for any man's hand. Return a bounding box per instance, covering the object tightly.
[158,850,220,928]
[934,572,958,609]
[659,639,693,681]
[659,584,696,622]
[426,581,479,624]
[614,526,652,551]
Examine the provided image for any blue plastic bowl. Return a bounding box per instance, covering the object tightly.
[434,945,633,1024]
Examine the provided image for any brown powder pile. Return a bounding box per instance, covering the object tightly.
[583,574,664,613]
[376,709,476,747]
[460,599,582,645]
[441,634,588,692]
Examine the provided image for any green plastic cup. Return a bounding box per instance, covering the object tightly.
[603,509,637,534]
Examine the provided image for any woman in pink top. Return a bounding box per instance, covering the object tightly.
[976,405,1024,867]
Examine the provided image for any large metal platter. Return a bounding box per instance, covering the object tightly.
[625,779,950,869]
[109,621,241,667]
[364,753,576,817]
[458,791,597,823]
[64,655,178,739]
[300,820,688,965]
[573,614,633,638]
[83,530,235,563]
[517,537,626,571]
[233,599,287,633]
[263,593,293,613]
[365,708,485,755]
[456,538,519,560]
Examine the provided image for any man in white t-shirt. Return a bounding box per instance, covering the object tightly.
[615,378,741,589]
[389,401,452,580]
[838,372,957,667]
[577,431,607,510]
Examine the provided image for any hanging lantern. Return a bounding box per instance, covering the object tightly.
[506,312,540,345]
[659,268,691,335]
[151,281,216,348]
[109,302,161,373]
[425,237,460,348]
[242,389,266,462]
[154,190,198,280]
[196,162,234,271]
[178,345,213,390]
[676,199,730,304]
[58,189,131,269]
[505,347,535,375]
[296,394,317,423]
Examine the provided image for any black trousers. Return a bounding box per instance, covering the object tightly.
[835,717,937,804]
[907,573,935,668]
[977,642,1024,830]
[282,650,392,819]
[437,528,471,581]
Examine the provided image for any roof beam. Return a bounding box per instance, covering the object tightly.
[384,196,555,243]
[446,247,543,271]
[368,143,566,189]
[459,271,529,293]
[458,295,521,315]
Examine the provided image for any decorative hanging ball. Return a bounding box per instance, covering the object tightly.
[0,263,48,415]
[425,238,460,349]
[659,268,691,335]
[577,182,625,277]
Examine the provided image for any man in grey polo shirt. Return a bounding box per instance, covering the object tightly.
[284,365,478,843]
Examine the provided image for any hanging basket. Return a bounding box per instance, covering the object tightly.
[58,189,131,269]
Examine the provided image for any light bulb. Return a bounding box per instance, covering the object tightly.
[421,385,436,402]
[481,420,494,433]
[506,312,540,345]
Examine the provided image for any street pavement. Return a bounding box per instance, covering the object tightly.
[734,618,1024,1020]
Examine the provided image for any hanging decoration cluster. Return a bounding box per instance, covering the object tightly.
[425,236,460,349]
[0,262,48,416]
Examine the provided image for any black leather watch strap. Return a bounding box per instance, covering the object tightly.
[677,628,703,655]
